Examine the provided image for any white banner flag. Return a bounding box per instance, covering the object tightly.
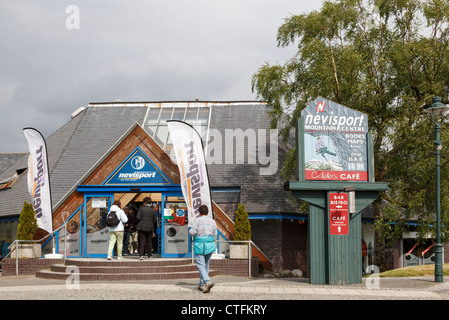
[23,128,53,234]
[167,120,212,227]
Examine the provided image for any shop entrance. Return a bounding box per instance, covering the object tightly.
[58,146,190,258]
[124,192,191,258]
[66,187,190,258]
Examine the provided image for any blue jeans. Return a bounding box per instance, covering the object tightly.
[196,252,212,286]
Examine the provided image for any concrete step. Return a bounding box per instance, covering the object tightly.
[35,258,219,281]
[49,263,198,274]
[36,269,219,281]
[63,258,192,267]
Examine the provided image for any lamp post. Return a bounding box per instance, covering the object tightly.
[424,96,449,283]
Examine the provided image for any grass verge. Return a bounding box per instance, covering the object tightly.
[377,264,449,277]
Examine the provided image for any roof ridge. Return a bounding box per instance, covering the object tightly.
[88,100,267,107]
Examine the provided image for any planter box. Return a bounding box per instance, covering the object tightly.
[10,243,42,258]
[229,244,249,259]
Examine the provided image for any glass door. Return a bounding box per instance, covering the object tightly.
[161,193,191,257]
[83,195,113,257]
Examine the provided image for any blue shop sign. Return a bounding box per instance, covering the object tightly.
[104,148,172,185]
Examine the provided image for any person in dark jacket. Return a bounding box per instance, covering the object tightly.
[136,197,158,260]
[122,206,137,255]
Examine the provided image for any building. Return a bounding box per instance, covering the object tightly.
[0,101,444,275]
[0,101,309,274]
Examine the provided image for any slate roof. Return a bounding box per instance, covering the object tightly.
[208,104,297,214]
[0,102,300,219]
[0,154,26,176]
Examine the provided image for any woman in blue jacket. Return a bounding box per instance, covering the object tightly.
[189,205,217,293]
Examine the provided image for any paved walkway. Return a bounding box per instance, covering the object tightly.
[1,274,449,300]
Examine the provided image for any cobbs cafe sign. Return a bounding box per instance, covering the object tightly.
[302,97,369,181]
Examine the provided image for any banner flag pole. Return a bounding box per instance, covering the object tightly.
[167,120,213,227]
[23,127,53,234]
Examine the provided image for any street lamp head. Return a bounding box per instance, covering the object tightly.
[424,96,449,121]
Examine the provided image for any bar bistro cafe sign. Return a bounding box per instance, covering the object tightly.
[302,97,369,181]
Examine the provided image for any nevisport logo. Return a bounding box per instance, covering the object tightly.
[131,156,145,170]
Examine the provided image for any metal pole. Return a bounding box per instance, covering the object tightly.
[435,121,444,283]
[248,241,252,277]
[62,211,68,262]
[191,238,194,265]
[15,241,18,276]
[64,223,67,262]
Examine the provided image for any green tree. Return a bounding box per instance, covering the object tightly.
[233,203,252,243]
[17,201,39,241]
[252,0,449,271]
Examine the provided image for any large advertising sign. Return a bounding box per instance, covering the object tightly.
[302,97,369,181]
[167,120,213,227]
[23,127,53,234]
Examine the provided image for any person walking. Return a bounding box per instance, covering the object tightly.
[189,205,217,293]
[136,197,158,260]
[107,200,128,260]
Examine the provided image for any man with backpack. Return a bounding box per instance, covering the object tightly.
[106,200,128,260]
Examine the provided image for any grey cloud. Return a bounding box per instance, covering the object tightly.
[0,0,321,153]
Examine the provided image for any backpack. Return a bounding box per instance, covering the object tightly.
[106,211,120,227]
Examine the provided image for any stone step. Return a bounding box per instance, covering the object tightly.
[49,263,198,274]
[63,258,192,267]
[35,258,219,281]
[36,269,219,281]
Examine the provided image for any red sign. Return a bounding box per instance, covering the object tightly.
[329,193,349,235]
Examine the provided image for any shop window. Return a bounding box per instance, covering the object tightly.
[210,187,241,203]
[172,108,186,120]
[145,108,160,137]
[143,105,211,161]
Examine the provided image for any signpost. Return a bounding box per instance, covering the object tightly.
[288,97,389,285]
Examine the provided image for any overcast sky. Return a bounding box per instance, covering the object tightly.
[1,0,323,153]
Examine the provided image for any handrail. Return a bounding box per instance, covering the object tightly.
[1,219,68,276]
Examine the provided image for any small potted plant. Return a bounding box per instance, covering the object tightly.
[230,203,252,259]
[11,201,41,258]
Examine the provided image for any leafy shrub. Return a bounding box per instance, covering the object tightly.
[17,201,38,241]
[233,203,251,244]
